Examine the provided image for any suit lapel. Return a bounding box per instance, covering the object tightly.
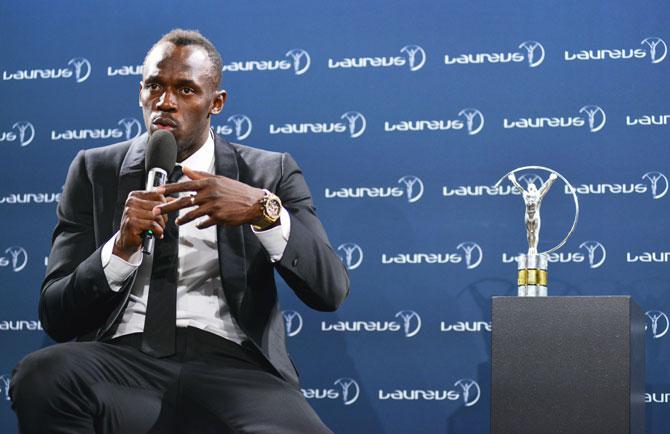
[214,136,247,317]
[112,134,147,232]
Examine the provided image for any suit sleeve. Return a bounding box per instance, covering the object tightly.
[274,153,350,311]
[39,150,127,342]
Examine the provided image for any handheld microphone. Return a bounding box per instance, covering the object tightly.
[142,130,178,255]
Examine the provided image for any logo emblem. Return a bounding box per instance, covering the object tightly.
[0,374,10,401]
[12,121,35,147]
[334,377,360,405]
[457,242,483,269]
[117,118,142,140]
[394,310,422,337]
[226,114,253,140]
[67,57,91,83]
[340,112,366,138]
[285,49,311,75]
[641,37,668,64]
[645,310,669,339]
[517,173,544,189]
[518,41,546,67]
[642,171,669,199]
[397,176,424,203]
[454,379,481,407]
[458,108,485,135]
[282,310,303,337]
[400,45,427,71]
[578,105,607,133]
[1,246,28,272]
[337,243,364,270]
[578,241,607,269]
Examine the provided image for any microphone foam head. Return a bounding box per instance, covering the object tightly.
[145,130,178,173]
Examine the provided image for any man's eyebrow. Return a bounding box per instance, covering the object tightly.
[174,78,200,88]
[142,76,201,88]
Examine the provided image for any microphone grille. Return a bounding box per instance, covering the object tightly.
[145,130,177,172]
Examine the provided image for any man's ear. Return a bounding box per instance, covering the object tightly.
[138,81,143,107]
[210,90,227,115]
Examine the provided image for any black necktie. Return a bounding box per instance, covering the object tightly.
[141,165,182,357]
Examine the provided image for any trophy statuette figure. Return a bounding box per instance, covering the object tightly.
[494,167,579,297]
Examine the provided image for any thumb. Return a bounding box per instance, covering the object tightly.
[182,166,212,180]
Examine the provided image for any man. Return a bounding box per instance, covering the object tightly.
[10,29,349,434]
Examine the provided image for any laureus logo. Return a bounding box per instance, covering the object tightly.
[645,310,669,339]
[578,241,607,269]
[454,379,481,407]
[400,45,427,71]
[337,243,364,270]
[67,57,91,83]
[578,105,607,132]
[394,310,422,337]
[340,111,367,138]
[642,172,669,199]
[518,41,545,67]
[0,246,28,272]
[397,176,424,203]
[641,37,668,64]
[457,242,483,269]
[227,114,253,140]
[282,310,303,337]
[285,49,311,75]
[334,378,360,405]
[12,121,35,146]
[0,374,10,401]
[458,108,485,135]
[117,118,142,140]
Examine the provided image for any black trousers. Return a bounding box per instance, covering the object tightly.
[10,327,331,434]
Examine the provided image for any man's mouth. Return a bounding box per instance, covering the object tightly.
[152,117,178,131]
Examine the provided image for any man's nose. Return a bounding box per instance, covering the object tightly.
[156,90,177,111]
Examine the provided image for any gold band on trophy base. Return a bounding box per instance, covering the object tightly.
[517,253,549,297]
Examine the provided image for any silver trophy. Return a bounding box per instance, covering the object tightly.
[494,166,579,297]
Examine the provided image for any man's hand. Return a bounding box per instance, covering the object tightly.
[113,191,169,261]
[153,166,265,229]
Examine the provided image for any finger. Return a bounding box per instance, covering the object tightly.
[129,190,168,202]
[155,180,204,195]
[182,166,213,180]
[128,218,165,239]
[129,206,170,223]
[158,197,178,225]
[153,194,199,215]
[126,192,166,210]
[196,217,217,229]
[175,204,212,226]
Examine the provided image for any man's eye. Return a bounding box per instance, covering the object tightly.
[147,83,161,91]
[181,87,194,94]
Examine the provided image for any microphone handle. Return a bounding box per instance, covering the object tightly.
[142,168,168,255]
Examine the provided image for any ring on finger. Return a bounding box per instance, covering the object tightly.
[189,193,196,205]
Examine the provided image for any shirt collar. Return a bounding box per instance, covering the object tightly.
[179,129,215,175]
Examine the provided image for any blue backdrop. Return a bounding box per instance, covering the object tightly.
[1,1,669,433]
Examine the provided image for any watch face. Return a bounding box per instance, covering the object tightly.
[266,198,281,218]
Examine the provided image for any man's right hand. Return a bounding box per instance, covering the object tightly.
[113,191,170,261]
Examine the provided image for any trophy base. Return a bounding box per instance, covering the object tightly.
[517,253,549,297]
[518,285,547,297]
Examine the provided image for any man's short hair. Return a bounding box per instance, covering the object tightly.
[144,29,222,88]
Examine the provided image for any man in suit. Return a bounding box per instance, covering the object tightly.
[10,29,349,434]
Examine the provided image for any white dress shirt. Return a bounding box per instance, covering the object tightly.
[101,132,291,342]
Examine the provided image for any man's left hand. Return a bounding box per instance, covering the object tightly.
[153,166,264,229]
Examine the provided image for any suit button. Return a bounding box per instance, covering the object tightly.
[292,258,299,267]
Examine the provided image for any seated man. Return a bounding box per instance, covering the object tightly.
[10,29,349,434]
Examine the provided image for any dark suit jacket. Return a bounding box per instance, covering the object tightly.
[39,133,349,386]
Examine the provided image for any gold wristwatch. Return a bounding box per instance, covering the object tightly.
[252,189,282,230]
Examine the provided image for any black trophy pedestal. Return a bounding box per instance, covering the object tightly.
[491,296,645,434]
